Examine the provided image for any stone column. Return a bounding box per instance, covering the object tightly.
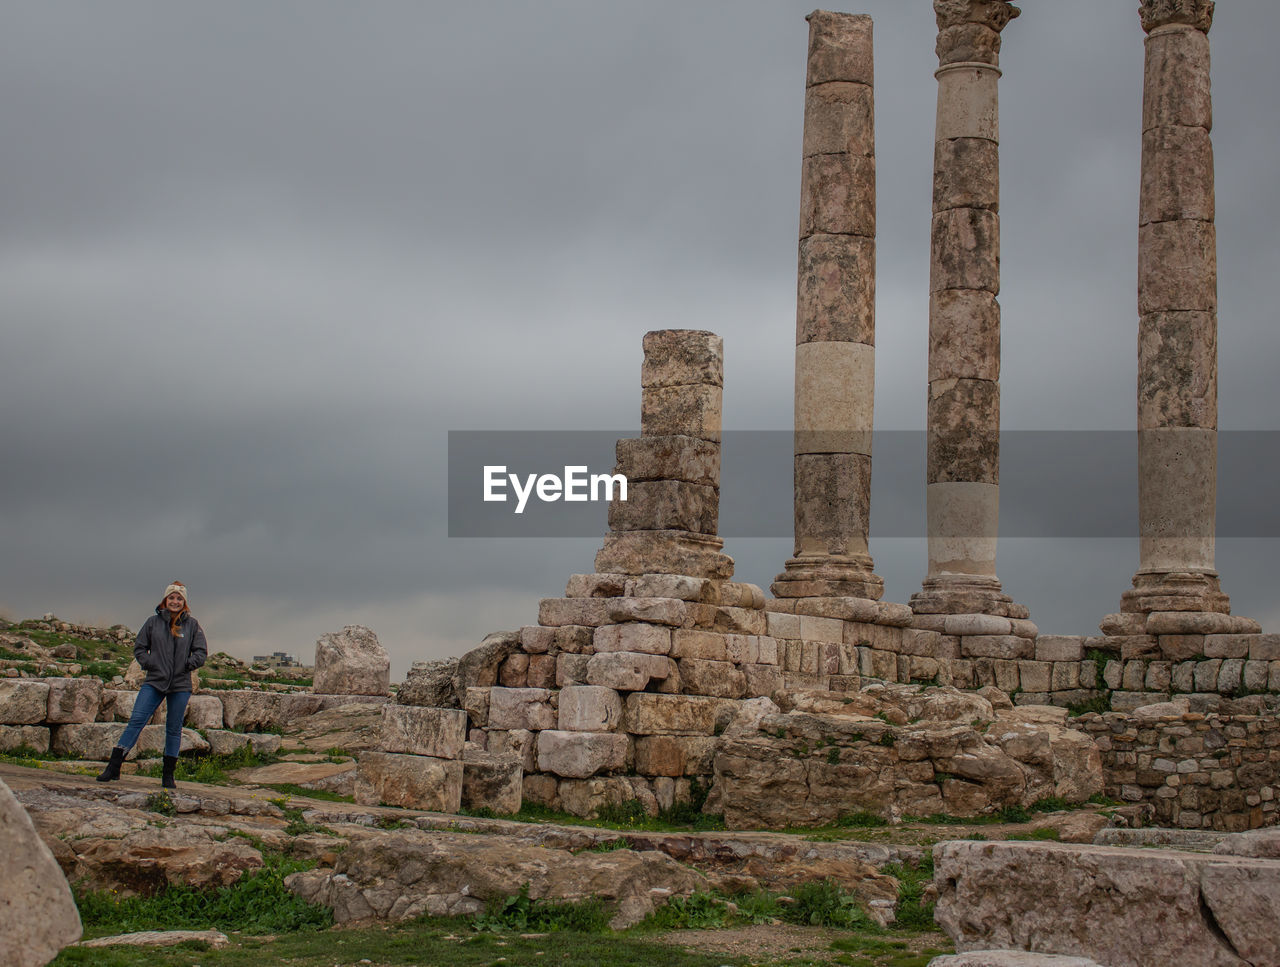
[772,11,884,602]
[1119,0,1230,619]
[910,0,1026,620]
[595,329,735,580]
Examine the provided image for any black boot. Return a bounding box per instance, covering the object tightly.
[96,746,126,782]
[161,755,178,789]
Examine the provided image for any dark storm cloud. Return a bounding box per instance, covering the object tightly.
[1,1,1277,669]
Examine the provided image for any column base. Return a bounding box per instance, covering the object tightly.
[909,573,1029,620]
[1119,569,1231,616]
[771,555,884,600]
[595,530,735,580]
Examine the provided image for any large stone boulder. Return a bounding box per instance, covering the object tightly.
[51,723,208,760]
[934,840,1280,967]
[219,690,324,731]
[313,625,390,696]
[279,702,384,752]
[205,730,283,757]
[354,751,463,812]
[927,955,1108,967]
[380,706,466,759]
[396,633,521,710]
[43,677,102,724]
[68,826,263,896]
[397,658,460,708]
[0,680,49,724]
[0,777,82,966]
[461,749,523,815]
[284,829,705,928]
[0,725,51,753]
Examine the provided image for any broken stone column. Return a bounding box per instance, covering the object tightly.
[1115,0,1238,631]
[595,329,734,580]
[910,0,1027,621]
[771,11,884,602]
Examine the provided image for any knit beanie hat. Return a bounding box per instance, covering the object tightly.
[164,582,189,607]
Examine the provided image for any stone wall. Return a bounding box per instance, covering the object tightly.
[1071,710,1280,831]
[0,679,387,760]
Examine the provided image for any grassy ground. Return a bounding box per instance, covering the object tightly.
[55,922,954,967]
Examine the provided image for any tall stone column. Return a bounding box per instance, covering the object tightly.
[910,0,1026,620]
[772,11,884,602]
[1118,0,1230,619]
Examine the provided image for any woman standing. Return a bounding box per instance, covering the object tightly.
[97,581,208,788]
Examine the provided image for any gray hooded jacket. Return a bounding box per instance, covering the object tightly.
[134,608,207,693]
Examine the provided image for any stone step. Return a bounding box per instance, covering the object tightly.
[934,839,1280,967]
[1093,826,1230,852]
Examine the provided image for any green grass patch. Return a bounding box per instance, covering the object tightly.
[74,854,332,937]
[144,791,176,816]
[135,745,279,785]
[496,793,725,833]
[53,917,753,967]
[1006,827,1061,841]
[472,883,611,934]
[261,782,353,803]
[641,891,732,930]
[881,854,936,932]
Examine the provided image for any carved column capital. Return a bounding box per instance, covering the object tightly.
[934,0,1020,34]
[1140,0,1214,34]
[934,0,1020,67]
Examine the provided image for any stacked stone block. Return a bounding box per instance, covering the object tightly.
[595,329,732,580]
[0,679,386,760]
[355,705,469,813]
[1073,709,1280,830]
[773,10,884,603]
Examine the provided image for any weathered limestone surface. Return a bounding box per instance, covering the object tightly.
[354,751,463,813]
[219,691,325,731]
[537,730,631,779]
[205,730,284,757]
[51,723,209,760]
[0,680,49,724]
[773,9,883,604]
[0,777,82,966]
[934,839,1280,967]
[912,0,1023,621]
[460,749,522,815]
[42,677,102,724]
[184,695,224,730]
[709,687,1101,828]
[313,625,391,696]
[284,829,706,929]
[927,954,1106,967]
[0,725,51,753]
[380,705,466,759]
[1119,0,1237,623]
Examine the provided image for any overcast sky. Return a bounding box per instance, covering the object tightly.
[2,2,1277,677]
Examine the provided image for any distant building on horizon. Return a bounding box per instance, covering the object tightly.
[251,650,306,669]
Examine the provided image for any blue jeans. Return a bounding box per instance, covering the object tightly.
[118,684,191,758]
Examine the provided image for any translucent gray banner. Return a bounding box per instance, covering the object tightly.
[448,430,1280,538]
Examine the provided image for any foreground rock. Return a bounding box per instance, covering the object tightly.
[928,954,1107,967]
[934,840,1280,967]
[78,929,231,949]
[0,777,82,967]
[285,828,706,928]
[66,825,265,895]
[313,625,390,696]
